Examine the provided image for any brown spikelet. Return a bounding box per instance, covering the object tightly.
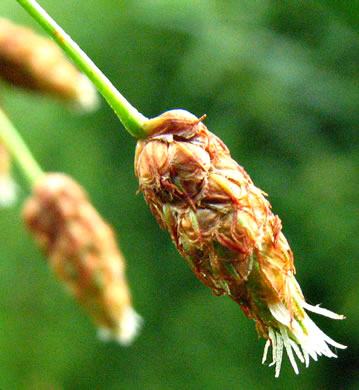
[23,173,141,344]
[135,109,345,376]
[0,18,98,111]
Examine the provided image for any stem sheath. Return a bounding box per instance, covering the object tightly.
[16,0,148,138]
[0,108,43,186]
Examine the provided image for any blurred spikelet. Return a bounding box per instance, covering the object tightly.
[135,109,346,376]
[0,18,98,111]
[23,173,141,345]
[0,140,17,206]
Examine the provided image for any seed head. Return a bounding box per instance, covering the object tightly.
[23,173,141,345]
[0,18,98,111]
[135,109,346,376]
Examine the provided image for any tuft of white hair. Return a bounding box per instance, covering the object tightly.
[262,299,346,377]
[0,175,17,207]
[97,306,143,346]
[73,74,100,113]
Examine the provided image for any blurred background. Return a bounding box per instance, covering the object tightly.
[1,0,358,389]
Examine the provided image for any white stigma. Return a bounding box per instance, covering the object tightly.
[262,298,346,377]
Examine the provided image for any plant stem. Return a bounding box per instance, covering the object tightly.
[16,0,149,139]
[0,108,43,186]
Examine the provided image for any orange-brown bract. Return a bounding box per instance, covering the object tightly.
[23,173,141,345]
[135,109,345,376]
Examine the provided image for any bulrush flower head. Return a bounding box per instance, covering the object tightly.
[0,140,17,206]
[135,109,346,376]
[23,173,141,345]
[0,18,98,111]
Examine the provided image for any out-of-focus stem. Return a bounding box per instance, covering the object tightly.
[0,108,43,186]
[16,0,149,138]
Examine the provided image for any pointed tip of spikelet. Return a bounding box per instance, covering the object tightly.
[0,175,17,207]
[70,74,100,113]
[97,306,143,346]
[260,277,346,377]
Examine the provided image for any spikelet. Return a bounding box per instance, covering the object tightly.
[0,140,17,206]
[23,173,141,345]
[0,18,98,111]
[135,109,346,376]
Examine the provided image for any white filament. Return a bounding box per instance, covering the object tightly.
[262,299,346,377]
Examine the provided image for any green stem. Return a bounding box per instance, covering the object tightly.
[16,0,149,139]
[0,108,43,186]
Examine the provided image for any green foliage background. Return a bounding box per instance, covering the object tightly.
[1,1,358,389]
